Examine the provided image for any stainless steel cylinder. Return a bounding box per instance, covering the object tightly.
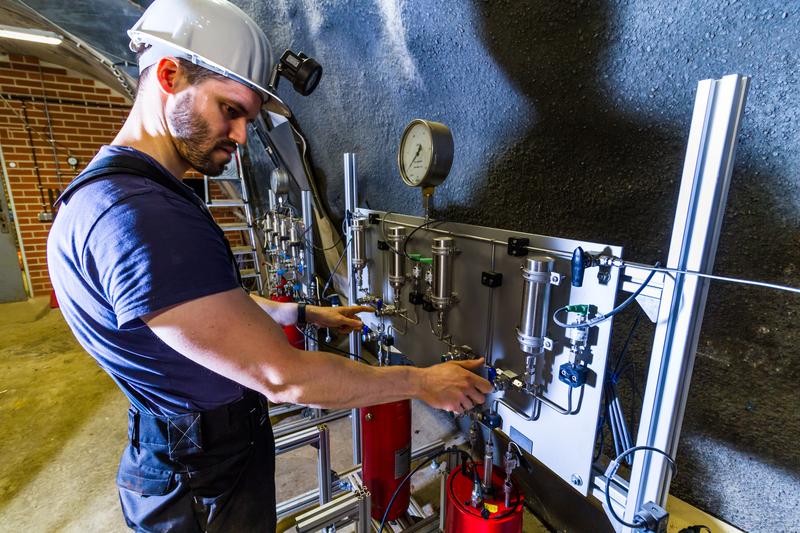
[351,217,368,270]
[431,237,455,310]
[516,256,555,354]
[289,219,302,259]
[264,214,274,235]
[279,217,290,241]
[387,226,406,290]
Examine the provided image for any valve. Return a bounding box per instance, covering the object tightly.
[503,442,519,508]
[441,345,478,362]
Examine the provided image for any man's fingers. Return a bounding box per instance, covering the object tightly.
[339,316,363,328]
[465,389,486,407]
[453,357,485,370]
[345,305,374,315]
[471,375,493,394]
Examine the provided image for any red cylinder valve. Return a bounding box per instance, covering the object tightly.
[361,399,412,521]
[445,462,524,533]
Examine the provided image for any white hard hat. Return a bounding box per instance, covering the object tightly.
[128,0,289,115]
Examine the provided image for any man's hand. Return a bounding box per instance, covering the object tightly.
[416,358,493,414]
[306,305,374,333]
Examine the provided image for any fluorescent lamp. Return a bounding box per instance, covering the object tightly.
[0,25,63,46]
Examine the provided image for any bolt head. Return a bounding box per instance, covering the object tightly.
[365,413,373,421]
[571,474,582,486]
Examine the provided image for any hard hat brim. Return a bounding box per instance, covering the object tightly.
[130,30,292,117]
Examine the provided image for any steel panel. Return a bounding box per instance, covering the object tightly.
[355,209,622,495]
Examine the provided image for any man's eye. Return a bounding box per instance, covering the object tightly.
[223,104,237,118]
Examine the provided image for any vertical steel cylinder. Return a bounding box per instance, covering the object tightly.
[289,219,302,260]
[387,226,406,291]
[351,217,368,270]
[431,237,455,310]
[516,256,555,354]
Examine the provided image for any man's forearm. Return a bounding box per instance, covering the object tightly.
[264,349,423,409]
[250,293,297,326]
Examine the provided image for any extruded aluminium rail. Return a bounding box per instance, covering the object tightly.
[616,73,750,532]
[344,152,363,465]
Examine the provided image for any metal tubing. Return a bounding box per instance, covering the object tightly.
[343,152,362,465]
[317,424,332,505]
[483,446,493,491]
[624,74,749,531]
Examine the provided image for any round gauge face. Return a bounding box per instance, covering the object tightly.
[398,119,454,188]
[399,121,434,187]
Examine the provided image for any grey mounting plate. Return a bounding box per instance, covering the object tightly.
[356,210,622,495]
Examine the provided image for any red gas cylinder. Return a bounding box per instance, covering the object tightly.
[361,399,412,521]
[270,292,306,349]
[445,463,524,533]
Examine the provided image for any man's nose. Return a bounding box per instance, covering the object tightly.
[229,118,248,145]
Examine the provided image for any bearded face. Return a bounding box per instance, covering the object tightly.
[167,91,237,177]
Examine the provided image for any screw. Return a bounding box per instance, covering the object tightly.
[571,474,582,486]
[365,413,373,421]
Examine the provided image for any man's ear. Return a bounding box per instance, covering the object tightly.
[154,57,183,96]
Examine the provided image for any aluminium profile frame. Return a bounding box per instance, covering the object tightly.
[609,73,750,531]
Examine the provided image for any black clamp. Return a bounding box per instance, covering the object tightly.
[507,237,529,257]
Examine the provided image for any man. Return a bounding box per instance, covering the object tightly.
[47,0,491,531]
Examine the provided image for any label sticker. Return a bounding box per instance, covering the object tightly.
[395,445,411,479]
[484,503,498,513]
[509,427,533,453]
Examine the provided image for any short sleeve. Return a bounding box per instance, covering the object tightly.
[82,191,241,329]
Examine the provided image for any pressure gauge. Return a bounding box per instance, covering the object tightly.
[398,119,454,189]
[270,167,290,195]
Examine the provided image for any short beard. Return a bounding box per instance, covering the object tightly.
[167,92,234,176]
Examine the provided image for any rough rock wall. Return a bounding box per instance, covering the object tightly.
[240,1,799,530]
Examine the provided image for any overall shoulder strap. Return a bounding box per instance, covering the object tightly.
[54,154,202,209]
[54,152,244,287]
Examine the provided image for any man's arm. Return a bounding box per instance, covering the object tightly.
[249,292,373,333]
[145,288,491,412]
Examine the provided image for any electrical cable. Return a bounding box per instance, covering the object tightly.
[378,448,471,533]
[37,64,65,189]
[321,236,351,298]
[401,218,448,262]
[553,263,660,329]
[294,325,370,362]
[604,445,677,529]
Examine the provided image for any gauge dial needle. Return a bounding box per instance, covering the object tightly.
[406,144,422,173]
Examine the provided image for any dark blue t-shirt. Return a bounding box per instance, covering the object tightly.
[47,145,244,415]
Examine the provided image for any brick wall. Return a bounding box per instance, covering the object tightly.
[0,54,252,297]
[0,53,129,296]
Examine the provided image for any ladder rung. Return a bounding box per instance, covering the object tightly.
[231,246,256,255]
[207,176,242,181]
[219,222,251,232]
[208,199,246,208]
[240,269,259,279]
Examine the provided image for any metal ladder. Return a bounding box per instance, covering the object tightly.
[203,148,264,295]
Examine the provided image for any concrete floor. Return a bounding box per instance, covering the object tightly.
[0,299,549,532]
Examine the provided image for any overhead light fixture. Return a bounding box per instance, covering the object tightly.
[0,25,63,46]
